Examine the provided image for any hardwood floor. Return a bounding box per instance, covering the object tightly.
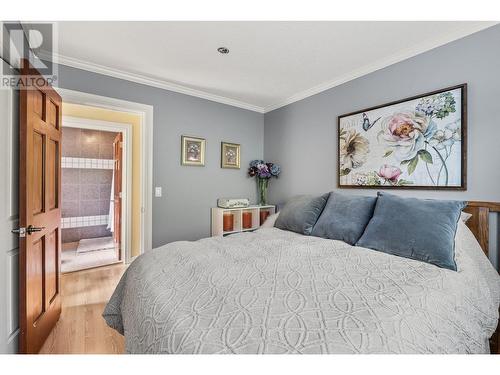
[39,263,127,354]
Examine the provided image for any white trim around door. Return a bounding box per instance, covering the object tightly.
[0,87,20,353]
[63,116,132,264]
[56,88,154,260]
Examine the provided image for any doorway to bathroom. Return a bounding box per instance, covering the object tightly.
[60,117,130,273]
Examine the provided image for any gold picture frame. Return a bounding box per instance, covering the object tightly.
[221,142,241,169]
[181,135,206,166]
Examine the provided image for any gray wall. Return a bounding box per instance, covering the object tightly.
[55,64,264,247]
[264,24,500,268]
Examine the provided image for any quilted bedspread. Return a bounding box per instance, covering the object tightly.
[103,225,499,354]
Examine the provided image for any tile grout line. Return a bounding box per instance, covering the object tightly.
[61,214,110,229]
[62,157,114,170]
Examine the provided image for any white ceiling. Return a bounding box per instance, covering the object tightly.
[55,21,496,113]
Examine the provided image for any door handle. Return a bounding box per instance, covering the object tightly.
[26,225,45,234]
[12,225,45,237]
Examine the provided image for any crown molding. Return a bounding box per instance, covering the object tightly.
[51,53,266,113]
[263,22,498,113]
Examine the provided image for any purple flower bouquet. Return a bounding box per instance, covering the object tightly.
[248,160,281,205]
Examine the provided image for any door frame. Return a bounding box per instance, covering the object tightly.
[62,116,131,264]
[1,87,20,353]
[55,88,154,259]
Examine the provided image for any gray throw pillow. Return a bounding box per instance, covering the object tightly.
[311,192,376,245]
[275,193,329,235]
[356,192,466,271]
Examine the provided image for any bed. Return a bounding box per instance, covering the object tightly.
[103,201,500,354]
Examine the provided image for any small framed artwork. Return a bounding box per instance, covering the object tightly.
[338,84,467,190]
[221,142,241,169]
[181,135,206,166]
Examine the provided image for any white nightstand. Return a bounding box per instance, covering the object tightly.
[211,205,276,236]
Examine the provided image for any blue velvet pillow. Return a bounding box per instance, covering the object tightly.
[311,192,376,245]
[356,192,466,271]
[275,193,329,235]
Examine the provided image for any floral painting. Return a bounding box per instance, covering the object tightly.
[181,135,206,166]
[221,142,241,169]
[338,85,466,189]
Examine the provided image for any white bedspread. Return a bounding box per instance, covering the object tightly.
[104,223,499,354]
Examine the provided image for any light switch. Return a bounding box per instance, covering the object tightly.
[155,187,162,197]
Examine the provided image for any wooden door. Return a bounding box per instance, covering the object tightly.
[113,133,122,257]
[18,66,62,353]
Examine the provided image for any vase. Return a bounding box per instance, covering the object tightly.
[258,178,269,206]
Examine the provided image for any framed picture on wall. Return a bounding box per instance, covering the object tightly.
[338,84,467,190]
[181,135,206,166]
[221,142,241,169]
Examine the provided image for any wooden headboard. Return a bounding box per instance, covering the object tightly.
[463,201,500,354]
[463,201,500,262]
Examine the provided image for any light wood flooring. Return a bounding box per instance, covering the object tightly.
[39,263,127,354]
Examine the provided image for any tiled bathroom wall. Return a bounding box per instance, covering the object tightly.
[61,127,118,243]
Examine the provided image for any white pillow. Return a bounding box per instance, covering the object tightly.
[261,212,280,228]
[460,211,472,223]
